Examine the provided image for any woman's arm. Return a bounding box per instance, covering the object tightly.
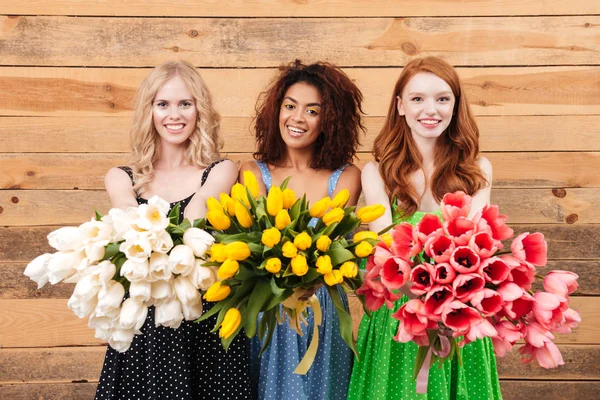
[332,164,362,206]
[361,161,393,233]
[185,160,238,221]
[104,167,138,209]
[469,157,493,217]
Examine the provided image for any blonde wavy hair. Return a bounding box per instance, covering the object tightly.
[129,60,222,193]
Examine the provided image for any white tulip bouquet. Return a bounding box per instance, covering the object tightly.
[24,196,216,352]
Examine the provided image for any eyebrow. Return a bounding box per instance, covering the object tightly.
[406,91,453,96]
[154,98,194,103]
[283,96,322,107]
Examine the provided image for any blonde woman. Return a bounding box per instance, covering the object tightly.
[95,61,255,399]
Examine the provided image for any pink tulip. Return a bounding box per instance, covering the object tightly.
[444,217,477,246]
[450,246,481,274]
[508,259,536,291]
[497,281,523,302]
[543,270,579,297]
[511,232,547,267]
[434,262,456,284]
[381,256,412,290]
[460,318,498,347]
[501,290,534,320]
[442,300,483,336]
[468,232,499,259]
[553,308,581,334]
[477,204,514,241]
[520,322,564,369]
[424,284,455,321]
[415,213,443,243]
[453,273,485,301]
[492,320,523,357]
[390,223,422,260]
[470,288,504,316]
[392,299,435,341]
[481,257,511,284]
[409,263,435,296]
[356,278,386,311]
[532,292,568,330]
[424,233,455,263]
[441,191,472,221]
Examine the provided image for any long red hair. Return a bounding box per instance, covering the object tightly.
[373,56,487,216]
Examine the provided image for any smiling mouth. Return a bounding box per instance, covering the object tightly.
[165,124,185,132]
[287,125,307,138]
[419,119,441,126]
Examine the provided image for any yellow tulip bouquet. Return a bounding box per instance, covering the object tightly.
[198,171,384,373]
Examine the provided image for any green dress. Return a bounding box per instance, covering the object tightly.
[347,211,503,400]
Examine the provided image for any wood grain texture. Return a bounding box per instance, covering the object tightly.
[0,383,97,400]
[499,381,600,400]
[1,16,599,67]
[1,0,596,17]
[2,115,600,153]
[2,152,598,190]
[1,66,598,117]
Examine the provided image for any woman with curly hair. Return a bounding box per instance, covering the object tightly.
[239,60,365,400]
[96,60,255,399]
[347,56,502,399]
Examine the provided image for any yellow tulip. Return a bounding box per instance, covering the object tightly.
[265,257,282,274]
[206,210,231,230]
[262,227,282,248]
[204,281,231,302]
[226,241,251,261]
[210,243,228,262]
[267,186,283,216]
[353,230,378,243]
[316,235,332,252]
[331,189,350,208]
[218,259,239,280]
[206,196,223,212]
[282,188,296,209]
[220,193,236,216]
[322,208,345,226]
[234,201,254,228]
[293,231,312,251]
[315,255,333,275]
[243,170,260,199]
[339,261,358,278]
[355,241,374,258]
[357,204,386,223]
[231,183,249,206]
[219,308,242,339]
[275,209,291,230]
[291,254,309,276]
[381,233,393,247]
[282,241,298,258]
[324,270,344,286]
[309,196,331,218]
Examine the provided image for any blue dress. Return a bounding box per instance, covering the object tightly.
[251,161,353,400]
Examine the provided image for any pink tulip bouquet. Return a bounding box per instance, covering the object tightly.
[357,191,581,392]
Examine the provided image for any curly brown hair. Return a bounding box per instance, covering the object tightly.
[374,56,488,216]
[253,60,365,170]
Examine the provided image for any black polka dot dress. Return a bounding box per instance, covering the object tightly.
[95,162,256,400]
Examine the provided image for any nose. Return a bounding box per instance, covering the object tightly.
[424,99,437,115]
[291,107,305,122]
[168,106,182,119]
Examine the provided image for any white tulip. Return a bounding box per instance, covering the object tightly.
[168,245,195,276]
[72,275,102,302]
[120,259,150,283]
[109,328,135,352]
[84,242,106,264]
[155,297,184,329]
[103,207,137,241]
[148,253,171,281]
[80,219,112,245]
[47,251,84,284]
[88,260,117,283]
[182,301,203,321]
[150,279,173,303]
[96,281,125,315]
[152,230,174,254]
[47,226,82,252]
[183,228,214,258]
[24,253,52,289]
[189,260,216,290]
[119,236,152,262]
[119,298,148,330]
[94,327,112,341]
[173,275,201,305]
[136,197,170,232]
[129,281,152,303]
[88,307,120,330]
[68,292,98,318]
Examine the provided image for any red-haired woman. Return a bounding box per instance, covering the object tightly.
[348,57,502,399]
[239,60,364,400]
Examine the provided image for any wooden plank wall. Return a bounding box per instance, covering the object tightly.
[0,1,598,399]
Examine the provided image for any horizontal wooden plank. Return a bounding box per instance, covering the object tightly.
[499,381,600,400]
[2,152,598,190]
[0,383,97,400]
[3,116,600,153]
[1,67,599,117]
[1,0,596,17]
[2,16,599,67]
[1,188,597,226]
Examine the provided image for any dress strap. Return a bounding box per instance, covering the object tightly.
[201,159,227,187]
[254,160,273,192]
[328,164,350,197]
[117,166,135,184]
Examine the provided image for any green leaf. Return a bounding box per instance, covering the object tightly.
[302,268,323,284]
[248,242,265,254]
[413,345,431,380]
[197,301,225,322]
[178,218,192,231]
[193,218,207,229]
[377,222,396,236]
[215,231,262,244]
[257,311,268,340]
[327,248,355,266]
[168,202,181,225]
[269,277,287,297]
[243,280,274,337]
[289,194,306,221]
[264,287,293,311]
[94,209,103,221]
[102,243,121,261]
[280,176,292,191]
[326,285,358,358]
[258,309,277,356]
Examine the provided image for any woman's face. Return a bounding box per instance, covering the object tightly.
[397,72,455,141]
[152,76,198,146]
[278,82,322,150]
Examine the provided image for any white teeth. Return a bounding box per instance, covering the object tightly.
[420,120,439,125]
[288,126,306,134]
[165,124,184,130]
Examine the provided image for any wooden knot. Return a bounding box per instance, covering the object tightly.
[188,29,199,37]
[401,42,418,56]
[26,171,35,177]
[171,46,180,52]
[565,214,578,224]
[552,188,567,198]
[0,206,3,214]
[11,196,19,204]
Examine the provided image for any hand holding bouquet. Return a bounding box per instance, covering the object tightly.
[199,171,384,373]
[24,197,216,352]
[357,191,581,392]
